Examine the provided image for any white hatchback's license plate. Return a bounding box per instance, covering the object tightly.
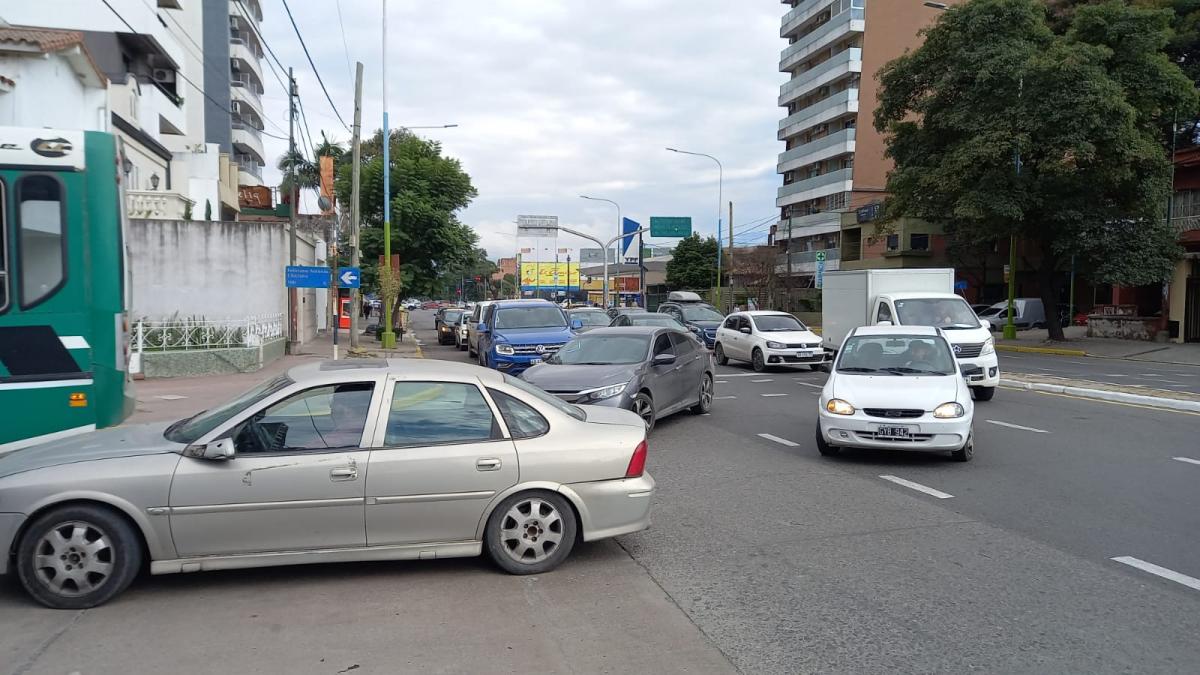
[877,426,912,439]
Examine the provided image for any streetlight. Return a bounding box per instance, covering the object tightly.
[557,224,650,308]
[380,0,395,348]
[666,147,724,309]
[579,195,621,306]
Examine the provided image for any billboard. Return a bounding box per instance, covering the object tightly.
[520,262,581,290]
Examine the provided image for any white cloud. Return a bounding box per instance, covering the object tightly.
[259,0,785,258]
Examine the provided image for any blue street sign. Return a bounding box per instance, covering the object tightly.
[286,265,330,288]
[337,267,362,289]
[621,218,640,258]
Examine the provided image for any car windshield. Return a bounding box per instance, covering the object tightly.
[894,298,980,329]
[753,314,806,332]
[630,315,683,327]
[443,310,463,322]
[978,306,1004,317]
[680,305,724,321]
[550,334,650,365]
[164,374,294,443]
[571,311,610,326]
[494,306,567,329]
[836,335,956,375]
[503,373,586,420]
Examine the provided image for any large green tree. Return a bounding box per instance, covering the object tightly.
[875,0,1194,340]
[335,129,479,306]
[665,233,719,289]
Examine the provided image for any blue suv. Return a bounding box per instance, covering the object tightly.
[475,300,582,374]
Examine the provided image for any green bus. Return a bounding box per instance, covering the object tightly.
[0,127,135,451]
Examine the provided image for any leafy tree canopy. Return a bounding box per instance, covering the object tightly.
[665,233,719,289]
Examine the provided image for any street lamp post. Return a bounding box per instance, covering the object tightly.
[666,148,723,309]
[380,0,396,348]
[557,225,650,306]
[579,195,621,307]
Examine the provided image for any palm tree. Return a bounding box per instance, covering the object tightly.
[314,131,345,161]
[277,149,318,205]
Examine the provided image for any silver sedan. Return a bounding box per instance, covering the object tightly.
[0,359,654,609]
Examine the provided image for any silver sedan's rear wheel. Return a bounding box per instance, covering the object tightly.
[485,491,577,574]
[17,506,142,609]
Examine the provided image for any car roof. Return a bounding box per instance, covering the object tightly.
[569,307,607,312]
[738,311,796,317]
[493,299,555,307]
[581,326,673,337]
[882,292,966,301]
[852,325,940,337]
[287,358,504,384]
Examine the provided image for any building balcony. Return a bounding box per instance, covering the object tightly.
[126,190,195,220]
[231,0,263,23]
[775,212,844,241]
[139,80,186,137]
[231,123,265,165]
[780,48,862,107]
[780,8,864,72]
[777,168,854,207]
[779,88,859,140]
[230,39,264,84]
[778,128,856,174]
[781,0,830,38]
[230,87,264,131]
[775,248,842,275]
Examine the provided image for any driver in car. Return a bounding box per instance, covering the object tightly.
[322,390,368,448]
[905,341,936,368]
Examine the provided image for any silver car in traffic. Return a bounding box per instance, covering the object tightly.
[0,359,654,609]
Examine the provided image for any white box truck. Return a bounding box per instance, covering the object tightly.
[821,269,1000,400]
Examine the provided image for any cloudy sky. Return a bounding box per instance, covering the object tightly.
[257,0,786,260]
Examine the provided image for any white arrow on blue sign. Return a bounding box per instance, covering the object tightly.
[338,267,361,288]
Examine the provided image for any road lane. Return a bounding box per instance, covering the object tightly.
[999,351,1200,394]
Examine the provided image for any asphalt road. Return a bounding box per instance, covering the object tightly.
[413,309,1200,673]
[999,350,1200,394]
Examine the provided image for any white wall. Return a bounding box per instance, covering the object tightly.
[0,53,107,130]
[170,143,221,218]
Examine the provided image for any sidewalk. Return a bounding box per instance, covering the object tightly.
[994,326,1200,365]
[129,327,422,425]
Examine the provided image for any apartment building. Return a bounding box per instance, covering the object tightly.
[774,0,956,281]
[219,0,268,187]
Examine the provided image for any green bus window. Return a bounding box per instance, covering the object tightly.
[18,176,65,308]
[0,179,7,313]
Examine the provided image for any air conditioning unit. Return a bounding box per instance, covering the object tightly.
[230,101,243,114]
[152,68,174,82]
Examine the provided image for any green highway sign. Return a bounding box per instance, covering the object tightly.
[650,217,692,238]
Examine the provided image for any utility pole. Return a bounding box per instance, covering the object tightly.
[380,0,396,349]
[1004,76,1023,341]
[728,201,734,311]
[349,62,363,349]
[287,67,299,353]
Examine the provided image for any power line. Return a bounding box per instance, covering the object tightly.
[98,0,289,141]
[334,0,354,82]
[278,0,351,132]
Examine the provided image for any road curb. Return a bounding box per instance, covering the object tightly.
[995,344,1088,357]
[1000,378,1200,413]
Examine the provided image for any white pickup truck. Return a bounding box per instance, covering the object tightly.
[821,269,999,401]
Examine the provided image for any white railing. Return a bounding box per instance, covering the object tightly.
[131,314,284,354]
[126,191,195,220]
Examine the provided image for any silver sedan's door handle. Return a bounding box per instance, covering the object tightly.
[330,467,358,481]
[476,458,502,471]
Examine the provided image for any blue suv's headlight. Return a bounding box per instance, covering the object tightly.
[495,343,515,356]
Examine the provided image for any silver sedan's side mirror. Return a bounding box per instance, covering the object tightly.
[201,437,236,460]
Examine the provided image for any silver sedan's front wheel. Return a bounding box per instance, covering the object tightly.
[17,506,142,609]
[485,491,577,574]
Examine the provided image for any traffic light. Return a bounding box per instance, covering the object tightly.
[456,288,462,295]
[474,276,481,282]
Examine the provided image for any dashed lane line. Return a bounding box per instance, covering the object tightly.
[879,475,954,499]
[1111,556,1200,592]
[795,382,823,389]
[751,379,774,383]
[757,433,799,447]
[986,419,1050,434]
[761,393,788,398]
[1172,457,1200,466]
[715,395,738,400]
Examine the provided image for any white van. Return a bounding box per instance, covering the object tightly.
[821,269,1000,401]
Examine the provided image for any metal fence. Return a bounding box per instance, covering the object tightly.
[131,314,285,353]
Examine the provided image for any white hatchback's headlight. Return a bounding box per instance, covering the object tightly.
[589,383,628,401]
[933,402,965,418]
[980,337,995,356]
[766,341,786,349]
[825,398,855,416]
[495,344,515,356]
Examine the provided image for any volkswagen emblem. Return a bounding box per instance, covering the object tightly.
[535,345,546,354]
[953,344,962,354]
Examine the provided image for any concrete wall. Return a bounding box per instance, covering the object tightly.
[0,53,108,130]
[128,220,320,347]
[1087,316,1161,342]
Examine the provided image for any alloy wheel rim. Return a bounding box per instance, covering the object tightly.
[635,397,654,426]
[499,498,564,564]
[700,377,713,409]
[753,352,764,370]
[33,521,114,597]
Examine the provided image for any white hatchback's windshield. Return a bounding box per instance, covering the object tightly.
[894,298,980,330]
[754,314,806,332]
[495,306,567,329]
[837,335,956,376]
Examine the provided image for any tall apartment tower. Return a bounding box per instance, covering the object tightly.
[775,0,953,248]
[218,0,268,187]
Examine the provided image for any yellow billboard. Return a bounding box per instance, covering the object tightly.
[520,262,581,290]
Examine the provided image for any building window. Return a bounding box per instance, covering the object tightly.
[827,192,848,210]
[886,234,899,251]
[910,233,930,251]
[18,176,66,308]
[842,157,854,170]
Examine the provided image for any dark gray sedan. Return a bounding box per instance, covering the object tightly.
[520,327,714,432]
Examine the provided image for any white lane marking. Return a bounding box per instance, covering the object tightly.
[795,382,823,389]
[156,394,188,401]
[879,475,954,499]
[761,393,788,398]
[1067,361,1091,365]
[1139,373,1163,378]
[716,373,768,378]
[986,419,1049,434]
[1172,457,1200,466]
[59,335,89,349]
[715,380,728,384]
[1111,556,1200,592]
[758,433,799,447]
[1103,374,1129,377]
[751,379,774,383]
[715,395,738,400]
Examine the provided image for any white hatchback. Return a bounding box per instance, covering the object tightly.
[714,311,826,372]
[817,325,974,461]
